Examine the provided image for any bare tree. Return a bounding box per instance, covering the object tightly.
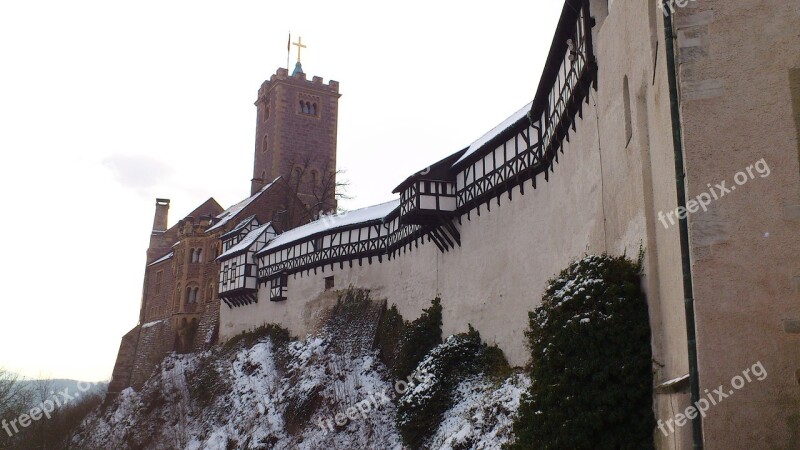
[281,154,351,226]
[32,377,54,406]
[0,368,30,417]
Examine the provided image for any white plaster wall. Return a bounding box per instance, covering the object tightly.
[221,98,609,367]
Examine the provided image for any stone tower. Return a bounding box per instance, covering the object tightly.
[251,63,341,214]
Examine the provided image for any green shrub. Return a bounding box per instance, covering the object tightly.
[509,254,655,449]
[394,298,443,380]
[397,325,511,449]
[375,303,406,372]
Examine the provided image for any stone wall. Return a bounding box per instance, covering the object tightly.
[673,0,800,448]
[128,320,175,390]
[107,326,140,396]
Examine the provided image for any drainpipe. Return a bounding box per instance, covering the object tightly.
[662,3,703,449]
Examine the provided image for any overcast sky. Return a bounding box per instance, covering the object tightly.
[0,0,563,381]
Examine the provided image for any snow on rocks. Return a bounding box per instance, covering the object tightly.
[429,374,530,450]
[76,331,530,450]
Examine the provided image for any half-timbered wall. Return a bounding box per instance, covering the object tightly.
[257,219,403,281]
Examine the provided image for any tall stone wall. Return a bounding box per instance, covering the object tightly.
[107,326,141,396]
[128,320,176,390]
[672,0,800,448]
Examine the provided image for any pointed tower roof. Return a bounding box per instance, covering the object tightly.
[292,61,304,76]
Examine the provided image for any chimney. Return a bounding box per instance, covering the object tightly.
[153,198,170,232]
[146,199,171,265]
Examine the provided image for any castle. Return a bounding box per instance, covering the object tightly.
[109,1,800,448]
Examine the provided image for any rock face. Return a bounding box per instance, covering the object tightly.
[77,290,528,449]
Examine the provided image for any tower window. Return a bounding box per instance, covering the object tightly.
[262,134,269,153]
[298,95,321,117]
[262,99,270,122]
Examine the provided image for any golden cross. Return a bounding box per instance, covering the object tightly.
[292,36,307,62]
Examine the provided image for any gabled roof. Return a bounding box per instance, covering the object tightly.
[207,177,281,233]
[220,215,258,241]
[256,199,400,255]
[217,223,274,261]
[452,101,533,169]
[148,251,174,267]
[393,148,466,193]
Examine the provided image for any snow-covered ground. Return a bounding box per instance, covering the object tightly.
[76,333,529,449]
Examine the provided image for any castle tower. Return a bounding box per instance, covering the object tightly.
[251,63,341,214]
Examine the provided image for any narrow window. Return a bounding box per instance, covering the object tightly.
[196,248,203,263]
[312,103,318,116]
[623,75,633,147]
[155,270,163,294]
[299,100,304,113]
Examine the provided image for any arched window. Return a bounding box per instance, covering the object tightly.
[196,248,203,263]
[262,134,269,153]
[189,248,195,263]
[299,100,305,113]
[311,170,318,187]
[186,286,200,303]
[311,103,317,115]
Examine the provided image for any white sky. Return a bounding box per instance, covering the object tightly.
[0,0,563,381]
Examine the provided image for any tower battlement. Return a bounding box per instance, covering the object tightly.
[256,67,340,102]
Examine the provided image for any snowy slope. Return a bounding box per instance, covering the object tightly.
[76,332,528,450]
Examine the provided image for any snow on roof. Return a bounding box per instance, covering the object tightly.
[206,178,279,233]
[259,199,400,254]
[141,319,167,329]
[452,101,533,168]
[220,215,257,240]
[148,252,174,266]
[218,223,273,260]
